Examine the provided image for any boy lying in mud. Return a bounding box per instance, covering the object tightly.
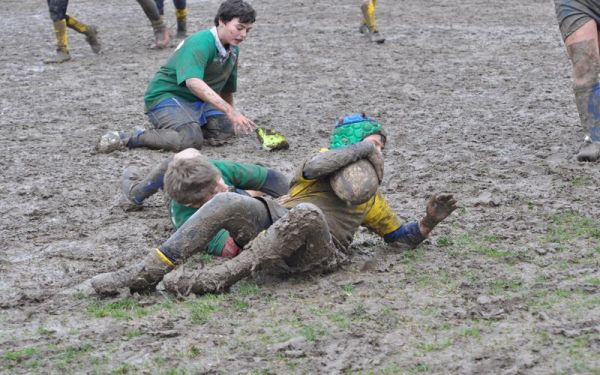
[121,148,289,257]
[91,114,458,296]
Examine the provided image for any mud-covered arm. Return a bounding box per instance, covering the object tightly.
[259,169,289,197]
[302,141,377,180]
[385,194,459,249]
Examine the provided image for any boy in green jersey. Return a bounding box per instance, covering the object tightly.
[121,148,289,258]
[91,114,457,296]
[97,0,256,153]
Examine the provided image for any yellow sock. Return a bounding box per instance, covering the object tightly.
[361,0,378,33]
[65,15,88,34]
[52,19,68,51]
[175,8,188,21]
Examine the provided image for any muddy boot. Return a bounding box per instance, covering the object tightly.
[151,18,171,49]
[84,26,101,53]
[45,19,71,64]
[369,31,385,44]
[176,8,188,38]
[202,116,235,146]
[96,131,130,153]
[91,251,174,295]
[121,157,171,209]
[66,15,101,53]
[577,137,600,162]
[359,23,369,34]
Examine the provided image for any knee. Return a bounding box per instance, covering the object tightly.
[291,203,324,220]
[176,122,204,150]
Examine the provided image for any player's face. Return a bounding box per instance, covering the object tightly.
[363,134,385,153]
[218,18,253,46]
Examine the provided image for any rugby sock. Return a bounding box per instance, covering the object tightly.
[65,15,88,34]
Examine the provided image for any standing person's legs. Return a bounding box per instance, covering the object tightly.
[65,15,101,53]
[556,0,600,161]
[136,0,170,48]
[173,0,187,38]
[46,0,71,63]
[359,0,384,43]
[155,0,165,15]
[91,193,273,295]
[566,21,600,161]
[162,203,342,295]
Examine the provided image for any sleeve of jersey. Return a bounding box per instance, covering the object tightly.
[175,37,211,85]
[362,193,425,246]
[213,160,268,191]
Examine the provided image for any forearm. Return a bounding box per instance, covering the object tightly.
[186,78,234,116]
[220,91,234,106]
[303,142,375,180]
[384,221,427,248]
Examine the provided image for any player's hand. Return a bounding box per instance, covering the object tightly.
[422,194,458,230]
[366,147,384,183]
[228,111,256,134]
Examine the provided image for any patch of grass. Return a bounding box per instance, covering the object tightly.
[55,343,93,366]
[475,246,513,258]
[350,303,368,321]
[462,327,481,337]
[489,278,522,294]
[341,284,354,296]
[3,347,37,362]
[233,280,260,296]
[298,323,327,342]
[436,237,453,247]
[231,298,250,312]
[410,363,430,373]
[87,298,149,320]
[570,176,590,187]
[586,277,600,286]
[36,326,55,336]
[111,362,134,374]
[186,294,224,324]
[327,312,350,329]
[545,210,600,243]
[126,330,142,338]
[378,363,402,374]
[415,338,453,352]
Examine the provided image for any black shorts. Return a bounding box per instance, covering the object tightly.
[555,0,600,40]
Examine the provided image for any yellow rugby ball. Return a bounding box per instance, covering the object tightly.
[330,159,379,205]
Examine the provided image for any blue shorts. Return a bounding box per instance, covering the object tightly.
[146,97,224,131]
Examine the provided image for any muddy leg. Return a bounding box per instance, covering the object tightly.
[159,193,272,263]
[122,157,172,206]
[565,21,600,161]
[163,203,341,295]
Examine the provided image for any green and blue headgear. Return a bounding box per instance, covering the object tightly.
[329,113,386,149]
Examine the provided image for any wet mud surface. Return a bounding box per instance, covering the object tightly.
[1,0,600,373]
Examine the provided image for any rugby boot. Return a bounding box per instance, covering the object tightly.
[256,127,289,151]
[120,158,169,209]
[84,26,101,53]
[359,23,369,34]
[96,131,130,153]
[203,116,235,146]
[577,137,600,162]
[151,18,171,49]
[91,251,174,295]
[176,8,188,38]
[369,31,385,44]
[45,20,71,64]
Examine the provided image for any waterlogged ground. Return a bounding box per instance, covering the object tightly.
[1,0,600,373]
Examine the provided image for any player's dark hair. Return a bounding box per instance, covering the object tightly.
[214,0,256,26]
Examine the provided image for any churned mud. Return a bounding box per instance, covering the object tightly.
[1,0,600,373]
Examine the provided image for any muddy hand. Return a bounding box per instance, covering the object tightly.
[422,194,458,230]
[366,147,384,183]
[229,111,256,134]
